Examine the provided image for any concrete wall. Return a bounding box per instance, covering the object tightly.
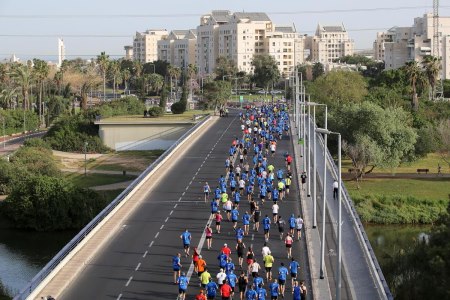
[98,123,193,151]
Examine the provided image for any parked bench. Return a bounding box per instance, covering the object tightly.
[417,168,429,174]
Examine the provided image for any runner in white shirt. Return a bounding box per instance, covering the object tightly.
[250,260,261,278]
[216,268,227,287]
[272,202,280,222]
[296,215,304,240]
[238,179,246,194]
[261,243,271,258]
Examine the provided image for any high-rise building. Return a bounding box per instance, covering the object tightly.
[57,38,65,68]
[305,23,354,64]
[124,45,133,60]
[157,29,197,69]
[374,13,450,79]
[133,29,168,63]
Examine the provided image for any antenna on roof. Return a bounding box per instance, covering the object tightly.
[292,22,297,32]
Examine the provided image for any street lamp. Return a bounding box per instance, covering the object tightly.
[315,127,342,300]
[84,142,88,176]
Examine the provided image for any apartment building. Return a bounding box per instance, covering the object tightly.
[305,23,354,63]
[157,29,197,69]
[133,29,168,63]
[374,13,450,79]
[124,45,133,60]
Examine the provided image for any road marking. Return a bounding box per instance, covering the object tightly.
[165,217,169,222]
[155,232,159,238]
[189,180,193,185]
[149,241,154,248]
[198,167,201,172]
[143,250,148,258]
[117,294,122,300]
[170,210,174,215]
[251,234,254,241]
[174,204,178,208]
[160,225,164,230]
[185,186,189,191]
[135,262,141,271]
[182,192,186,196]
[125,276,133,287]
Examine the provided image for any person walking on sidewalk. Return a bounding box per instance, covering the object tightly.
[333,180,339,200]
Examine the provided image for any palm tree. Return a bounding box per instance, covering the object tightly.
[422,55,441,101]
[33,59,50,126]
[404,61,423,111]
[0,88,18,109]
[121,69,131,94]
[167,65,181,100]
[11,64,33,110]
[186,64,198,107]
[96,52,110,101]
[147,73,164,95]
[108,60,121,99]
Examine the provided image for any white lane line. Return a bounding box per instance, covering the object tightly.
[143,250,148,258]
[160,225,164,230]
[170,210,174,215]
[149,241,154,248]
[251,234,255,241]
[185,186,189,191]
[125,276,133,287]
[165,217,169,222]
[155,232,159,238]
[117,294,122,300]
[189,180,193,185]
[135,262,141,271]
[198,167,201,172]
[174,204,178,208]
[182,192,186,196]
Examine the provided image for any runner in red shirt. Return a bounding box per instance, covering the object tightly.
[221,243,231,258]
[195,289,207,300]
[220,279,234,299]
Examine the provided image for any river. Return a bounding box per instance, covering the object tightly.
[0,229,77,299]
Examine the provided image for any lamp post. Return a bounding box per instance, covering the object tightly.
[84,141,88,176]
[316,127,342,300]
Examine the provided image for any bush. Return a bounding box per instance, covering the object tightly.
[147,106,164,117]
[10,145,60,177]
[354,194,449,224]
[89,96,146,119]
[171,101,186,114]
[1,175,109,231]
[23,137,52,150]
[0,109,39,135]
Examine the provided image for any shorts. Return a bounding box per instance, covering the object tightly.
[286,185,290,189]
[183,244,190,249]
[239,285,247,293]
[237,251,244,258]
[207,296,215,300]
[173,267,180,272]
[216,221,221,225]
[291,272,297,279]
[287,162,291,165]
[271,150,275,154]
[231,187,236,191]
[254,216,260,222]
[260,195,265,199]
[179,288,186,294]
[297,227,302,231]
[278,279,286,285]
[232,220,238,223]
[265,266,272,273]
[264,229,269,234]
[252,272,258,277]
[278,227,284,233]
[226,209,232,213]
[206,236,212,239]
[271,296,278,300]
[204,192,209,196]
[286,244,292,248]
[273,213,278,216]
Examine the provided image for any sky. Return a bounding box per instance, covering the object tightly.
[0,0,449,62]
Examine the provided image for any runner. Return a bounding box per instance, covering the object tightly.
[256,284,267,300]
[221,243,232,257]
[215,211,223,233]
[245,285,258,300]
[200,267,211,289]
[193,247,200,273]
[289,257,300,288]
[269,278,280,300]
[231,206,239,229]
[272,202,279,223]
[195,289,207,300]
[205,223,213,249]
[180,229,192,257]
[253,274,264,290]
[285,234,294,258]
[226,271,238,295]
[210,199,219,217]
[236,240,246,268]
[299,280,308,299]
[220,279,234,300]
[197,255,207,278]
[235,226,244,243]
[216,268,227,288]
[278,263,289,298]
[225,257,235,275]
[246,247,255,274]
[277,216,285,240]
[253,204,261,232]
[289,214,296,236]
[173,253,182,284]
[296,215,304,240]
[206,278,219,300]
[262,215,271,241]
[203,182,211,202]
[177,272,189,300]
[263,251,275,281]
[238,271,248,300]
[261,243,271,259]
[250,259,261,278]
[243,211,251,235]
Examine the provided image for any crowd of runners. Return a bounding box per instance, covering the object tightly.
[174,105,307,300]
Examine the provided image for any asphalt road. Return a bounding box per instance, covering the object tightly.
[60,111,311,300]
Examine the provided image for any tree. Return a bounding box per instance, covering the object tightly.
[147,73,164,95]
[251,54,280,97]
[312,62,325,80]
[203,80,232,113]
[96,52,110,101]
[167,65,181,100]
[329,101,417,176]
[310,70,368,107]
[437,119,450,168]
[32,59,50,126]
[11,63,33,110]
[404,61,424,111]
[214,56,238,81]
[159,83,168,110]
[108,60,121,99]
[65,65,101,110]
[121,68,131,94]
[422,55,441,101]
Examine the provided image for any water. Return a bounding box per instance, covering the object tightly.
[0,229,77,298]
[365,224,431,273]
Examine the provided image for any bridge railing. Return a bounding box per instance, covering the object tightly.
[14,116,211,300]
[316,129,393,300]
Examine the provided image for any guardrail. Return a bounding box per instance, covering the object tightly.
[315,126,393,300]
[192,113,210,121]
[14,116,211,300]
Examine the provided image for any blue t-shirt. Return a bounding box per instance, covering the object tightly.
[293,286,302,300]
[290,261,299,274]
[235,228,244,240]
[278,267,289,281]
[178,276,188,290]
[181,232,191,245]
[272,189,279,200]
[172,256,180,270]
[289,216,296,228]
[230,180,237,188]
[226,262,235,275]
[243,213,251,225]
[277,170,283,179]
[218,253,227,268]
[227,273,237,287]
[253,276,263,288]
[206,282,218,297]
[211,201,218,213]
[262,217,271,230]
[234,192,241,203]
[231,209,239,221]
[245,289,257,300]
[215,188,222,199]
[257,288,267,300]
[269,282,279,296]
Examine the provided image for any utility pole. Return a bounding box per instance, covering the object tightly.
[433,0,444,100]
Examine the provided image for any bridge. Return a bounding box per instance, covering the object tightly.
[14,108,391,299]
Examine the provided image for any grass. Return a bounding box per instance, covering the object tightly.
[66,173,136,188]
[100,110,212,122]
[346,178,450,201]
[97,189,125,202]
[89,150,164,172]
[116,149,165,159]
[342,153,448,174]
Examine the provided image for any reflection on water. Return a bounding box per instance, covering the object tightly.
[0,229,77,298]
[365,224,431,270]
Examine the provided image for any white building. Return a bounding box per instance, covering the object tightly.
[133,29,168,63]
[157,29,197,69]
[124,45,133,60]
[57,38,65,68]
[374,13,450,79]
[305,23,354,64]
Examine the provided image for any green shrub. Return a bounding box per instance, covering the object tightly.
[147,106,164,117]
[0,109,39,135]
[23,137,51,150]
[354,194,449,224]
[89,96,146,119]
[171,101,186,114]
[10,145,60,177]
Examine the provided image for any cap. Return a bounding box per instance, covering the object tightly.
[199,255,202,258]
[224,243,227,246]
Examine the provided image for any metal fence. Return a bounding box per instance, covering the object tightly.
[14,116,211,300]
